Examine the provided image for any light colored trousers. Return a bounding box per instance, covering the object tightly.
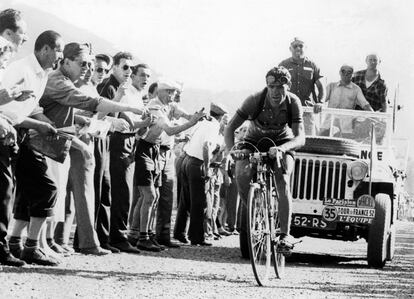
[68,143,100,249]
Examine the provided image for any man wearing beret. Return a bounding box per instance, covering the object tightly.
[225,66,305,257]
[279,37,325,135]
[38,42,145,256]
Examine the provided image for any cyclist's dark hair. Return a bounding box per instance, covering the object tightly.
[265,66,291,83]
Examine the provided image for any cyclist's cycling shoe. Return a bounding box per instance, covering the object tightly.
[277,238,294,256]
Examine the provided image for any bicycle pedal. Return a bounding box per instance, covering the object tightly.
[292,240,303,246]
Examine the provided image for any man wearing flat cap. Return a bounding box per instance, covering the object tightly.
[279,37,325,135]
[225,66,305,257]
[39,42,145,256]
[131,78,205,251]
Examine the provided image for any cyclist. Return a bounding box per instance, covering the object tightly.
[224,66,305,258]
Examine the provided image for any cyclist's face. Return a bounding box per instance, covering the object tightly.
[266,75,286,100]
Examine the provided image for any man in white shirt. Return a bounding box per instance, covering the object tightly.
[0,8,30,267]
[3,30,64,266]
[314,65,373,137]
[319,64,373,111]
[132,78,204,252]
[177,103,227,246]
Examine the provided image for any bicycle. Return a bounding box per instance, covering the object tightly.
[231,140,293,286]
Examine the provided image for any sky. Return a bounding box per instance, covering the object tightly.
[3,0,414,142]
[14,0,414,95]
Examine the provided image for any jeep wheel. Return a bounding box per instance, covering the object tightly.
[386,224,396,261]
[367,193,391,268]
[296,137,360,158]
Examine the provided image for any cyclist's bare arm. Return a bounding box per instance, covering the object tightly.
[224,112,245,151]
[275,122,305,152]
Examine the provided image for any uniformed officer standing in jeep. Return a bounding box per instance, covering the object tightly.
[224,66,305,258]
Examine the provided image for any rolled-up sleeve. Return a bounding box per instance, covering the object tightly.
[45,73,102,112]
[29,104,43,117]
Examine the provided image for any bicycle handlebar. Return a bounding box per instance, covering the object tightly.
[230,148,286,168]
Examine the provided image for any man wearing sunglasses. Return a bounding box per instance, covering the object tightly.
[95,52,144,253]
[39,43,145,256]
[225,66,305,258]
[316,64,373,111]
[92,54,111,86]
[279,37,325,135]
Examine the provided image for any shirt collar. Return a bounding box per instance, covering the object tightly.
[337,81,353,88]
[288,56,309,65]
[108,74,120,89]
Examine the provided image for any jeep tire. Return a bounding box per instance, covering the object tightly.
[386,224,396,261]
[296,137,360,158]
[367,193,391,268]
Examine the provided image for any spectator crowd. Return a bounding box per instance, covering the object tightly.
[0,8,388,267]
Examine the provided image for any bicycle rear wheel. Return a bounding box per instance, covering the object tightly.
[247,183,271,286]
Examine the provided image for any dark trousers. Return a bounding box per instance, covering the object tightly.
[0,144,13,249]
[155,147,175,242]
[109,132,136,244]
[185,155,207,243]
[223,181,238,230]
[14,144,57,221]
[173,153,188,238]
[94,136,111,245]
[175,153,186,207]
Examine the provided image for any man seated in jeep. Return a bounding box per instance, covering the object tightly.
[224,66,305,257]
[316,64,373,112]
[314,64,374,138]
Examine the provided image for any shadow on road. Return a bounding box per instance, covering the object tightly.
[1,264,251,284]
[286,252,368,268]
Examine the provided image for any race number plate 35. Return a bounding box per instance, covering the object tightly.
[292,214,337,230]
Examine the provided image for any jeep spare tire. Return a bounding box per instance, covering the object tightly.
[296,137,360,158]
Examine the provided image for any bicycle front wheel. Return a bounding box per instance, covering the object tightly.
[247,183,271,286]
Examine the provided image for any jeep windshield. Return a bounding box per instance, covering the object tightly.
[302,107,393,147]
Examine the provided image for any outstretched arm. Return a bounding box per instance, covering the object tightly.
[224,112,245,151]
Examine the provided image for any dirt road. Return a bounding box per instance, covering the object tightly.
[0,221,413,298]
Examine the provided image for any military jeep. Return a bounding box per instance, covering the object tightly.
[290,107,405,268]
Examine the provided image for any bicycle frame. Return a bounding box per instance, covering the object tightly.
[250,153,277,237]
